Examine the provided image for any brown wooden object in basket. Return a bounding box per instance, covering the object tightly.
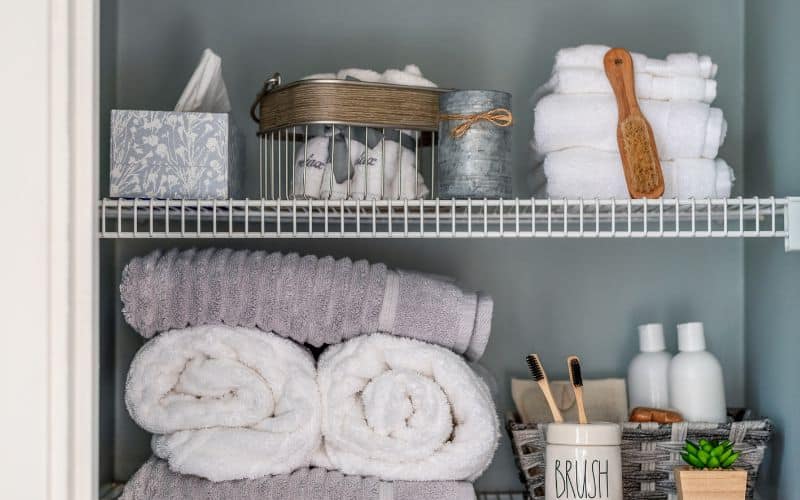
[604,47,665,198]
[251,74,447,134]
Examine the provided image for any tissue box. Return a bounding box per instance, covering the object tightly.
[110,110,243,199]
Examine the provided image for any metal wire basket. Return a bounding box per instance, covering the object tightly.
[251,73,447,201]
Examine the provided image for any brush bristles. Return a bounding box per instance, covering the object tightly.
[621,117,661,194]
[526,354,544,381]
[569,358,583,387]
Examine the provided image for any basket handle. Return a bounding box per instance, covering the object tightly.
[250,73,282,124]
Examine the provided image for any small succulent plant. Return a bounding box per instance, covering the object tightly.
[681,439,740,469]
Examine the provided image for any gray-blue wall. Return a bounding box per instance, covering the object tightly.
[744,1,800,497]
[103,0,763,493]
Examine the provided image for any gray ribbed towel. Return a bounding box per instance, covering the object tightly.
[121,457,477,500]
[121,249,493,360]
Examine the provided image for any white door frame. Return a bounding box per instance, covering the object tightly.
[1,0,99,498]
[46,0,99,500]
[48,0,99,498]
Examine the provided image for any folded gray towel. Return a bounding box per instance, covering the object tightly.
[121,249,493,360]
[121,457,477,500]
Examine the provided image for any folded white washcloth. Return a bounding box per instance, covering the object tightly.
[554,44,718,79]
[125,325,321,482]
[315,334,500,481]
[540,148,734,199]
[533,94,727,160]
[535,68,717,103]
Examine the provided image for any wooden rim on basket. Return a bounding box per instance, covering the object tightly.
[251,75,449,134]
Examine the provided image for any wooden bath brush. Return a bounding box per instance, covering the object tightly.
[604,47,665,198]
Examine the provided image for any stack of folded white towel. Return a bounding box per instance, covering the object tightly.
[120,249,500,500]
[531,45,734,199]
[292,65,434,201]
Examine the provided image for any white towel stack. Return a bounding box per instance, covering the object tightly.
[120,250,501,498]
[531,45,735,199]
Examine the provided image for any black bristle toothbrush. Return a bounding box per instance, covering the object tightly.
[567,355,588,424]
[526,353,564,423]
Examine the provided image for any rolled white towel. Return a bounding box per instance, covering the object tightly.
[125,325,320,482]
[540,148,734,199]
[554,44,718,79]
[536,68,716,103]
[323,136,429,200]
[533,94,727,160]
[292,136,329,199]
[388,162,429,200]
[315,334,499,481]
[381,135,428,200]
[349,142,393,200]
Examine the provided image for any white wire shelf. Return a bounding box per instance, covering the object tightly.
[477,492,526,500]
[101,483,523,500]
[99,197,797,247]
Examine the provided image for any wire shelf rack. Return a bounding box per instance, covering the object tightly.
[101,483,523,500]
[477,492,526,500]
[99,197,794,244]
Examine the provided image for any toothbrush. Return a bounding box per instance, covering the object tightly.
[526,353,564,423]
[567,355,588,424]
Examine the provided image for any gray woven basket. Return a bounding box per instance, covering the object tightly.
[506,414,773,500]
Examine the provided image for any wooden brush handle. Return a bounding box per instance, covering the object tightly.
[567,355,588,424]
[604,48,639,120]
[538,380,564,423]
[603,47,665,199]
[574,387,588,424]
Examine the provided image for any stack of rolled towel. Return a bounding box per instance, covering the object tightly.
[531,45,734,199]
[292,65,434,201]
[120,248,499,500]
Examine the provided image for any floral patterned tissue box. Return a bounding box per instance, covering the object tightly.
[110,110,243,199]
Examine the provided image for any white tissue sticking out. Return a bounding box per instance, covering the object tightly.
[175,48,231,113]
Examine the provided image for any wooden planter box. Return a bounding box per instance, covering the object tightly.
[675,466,747,500]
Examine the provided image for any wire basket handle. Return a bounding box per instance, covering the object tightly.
[250,72,282,124]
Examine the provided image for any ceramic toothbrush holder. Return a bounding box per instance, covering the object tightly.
[545,422,623,500]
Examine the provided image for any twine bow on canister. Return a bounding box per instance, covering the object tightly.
[438,108,514,138]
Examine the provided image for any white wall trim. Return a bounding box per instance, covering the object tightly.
[47,0,98,499]
[0,0,96,496]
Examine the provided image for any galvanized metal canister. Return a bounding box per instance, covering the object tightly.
[436,90,513,198]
